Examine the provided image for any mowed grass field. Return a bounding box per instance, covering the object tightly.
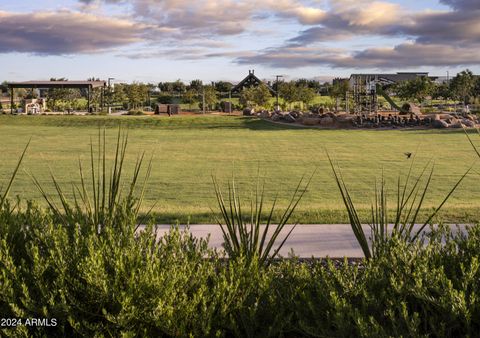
[0,114,479,224]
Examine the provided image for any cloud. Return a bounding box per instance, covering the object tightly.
[289,0,480,46]
[129,0,254,35]
[118,47,254,61]
[349,43,480,68]
[79,0,328,36]
[236,42,480,69]
[0,10,146,54]
[3,0,480,71]
[440,0,480,10]
[288,1,409,44]
[118,48,210,60]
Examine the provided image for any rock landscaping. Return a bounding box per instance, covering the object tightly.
[255,108,480,129]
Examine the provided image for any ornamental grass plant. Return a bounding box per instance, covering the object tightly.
[327,152,469,259]
[212,171,313,266]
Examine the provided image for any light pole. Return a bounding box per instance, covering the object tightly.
[275,75,283,111]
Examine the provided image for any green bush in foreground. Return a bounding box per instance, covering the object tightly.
[1,204,480,337]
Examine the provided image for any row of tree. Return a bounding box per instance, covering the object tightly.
[391,70,480,106]
[1,70,479,112]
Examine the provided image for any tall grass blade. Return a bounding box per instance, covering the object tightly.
[0,140,30,209]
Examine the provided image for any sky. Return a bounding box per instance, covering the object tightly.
[1,0,479,84]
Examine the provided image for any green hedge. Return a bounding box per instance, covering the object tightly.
[1,202,479,337]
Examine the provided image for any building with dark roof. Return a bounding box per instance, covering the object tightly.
[231,70,276,95]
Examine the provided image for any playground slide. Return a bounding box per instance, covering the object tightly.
[376,84,408,113]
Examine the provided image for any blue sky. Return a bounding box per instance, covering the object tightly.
[1,0,479,83]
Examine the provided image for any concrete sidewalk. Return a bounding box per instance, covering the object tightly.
[138,224,467,258]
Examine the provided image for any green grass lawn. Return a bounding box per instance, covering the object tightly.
[0,114,479,224]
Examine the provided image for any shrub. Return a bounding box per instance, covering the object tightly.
[327,152,469,259]
[212,173,312,266]
[1,209,479,337]
[293,225,480,337]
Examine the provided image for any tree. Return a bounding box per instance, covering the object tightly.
[394,76,434,105]
[295,78,321,92]
[200,85,217,111]
[124,82,149,109]
[450,69,476,108]
[239,84,271,108]
[0,81,8,94]
[106,83,127,107]
[330,79,349,111]
[189,79,203,92]
[239,87,254,108]
[158,80,185,94]
[278,81,298,108]
[214,81,233,93]
[172,80,186,93]
[432,82,451,102]
[158,82,173,93]
[183,89,199,110]
[474,76,480,103]
[296,86,316,108]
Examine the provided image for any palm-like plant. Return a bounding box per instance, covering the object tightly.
[212,172,313,266]
[32,128,152,233]
[0,141,29,212]
[463,127,480,158]
[328,152,469,259]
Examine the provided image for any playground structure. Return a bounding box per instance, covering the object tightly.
[349,73,429,114]
[24,98,46,114]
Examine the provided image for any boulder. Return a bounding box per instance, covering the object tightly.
[409,103,421,115]
[448,117,459,125]
[462,119,475,128]
[432,120,449,128]
[320,116,334,126]
[451,121,465,129]
[302,117,320,126]
[284,113,296,123]
[271,113,281,121]
[438,113,453,120]
[335,115,354,127]
[259,110,271,118]
[243,108,253,116]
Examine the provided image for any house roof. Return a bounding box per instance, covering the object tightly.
[231,70,276,95]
